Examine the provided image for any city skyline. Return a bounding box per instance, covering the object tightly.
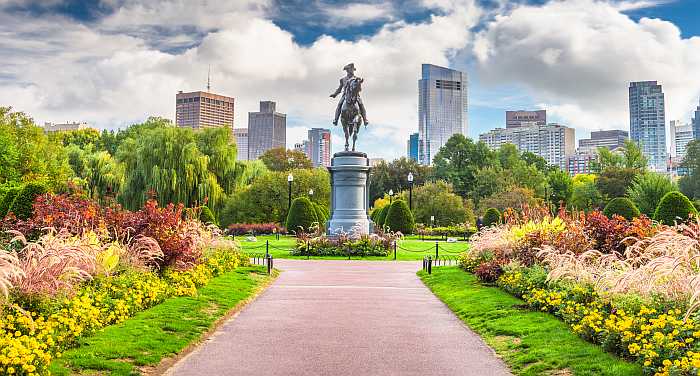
[1,1,700,160]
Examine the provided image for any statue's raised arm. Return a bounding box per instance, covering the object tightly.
[331,63,369,152]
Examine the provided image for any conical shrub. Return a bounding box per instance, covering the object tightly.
[286,197,318,234]
[483,208,501,227]
[385,200,415,234]
[654,191,697,225]
[603,197,640,220]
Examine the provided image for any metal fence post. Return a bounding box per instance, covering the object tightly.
[266,240,269,257]
[266,255,272,275]
[393,241,397,260]
[435,241,439,259]
[306,242,310,260]
[428,256,432,275]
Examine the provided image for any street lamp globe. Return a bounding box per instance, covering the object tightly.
[309,188,314,196]
[388,189,393,196]
[407,172,414,183]
[287,173,294,182]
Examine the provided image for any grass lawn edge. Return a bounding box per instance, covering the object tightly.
[49,266,280,376]
[418,267,643,376]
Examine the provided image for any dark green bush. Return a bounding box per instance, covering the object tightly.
[654,191,697,225]
[483,208,501,227]
[9,182,48,220]
[0,187,21,218]
[375,204,390,227]
[603,197,640,220]
[384,200,415,234]
[199,206,217,225]
[312,202,329,223]
[286,197,318,234]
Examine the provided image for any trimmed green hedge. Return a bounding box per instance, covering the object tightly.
[286,197,318,233]
[603,197,640,220]
[483,208,501,227]
[384,200,414,234]
[9,182,49,220]
[654,191,697,225]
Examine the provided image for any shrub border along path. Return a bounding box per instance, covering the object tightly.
[420,267,643,376]
[49,266,277,376]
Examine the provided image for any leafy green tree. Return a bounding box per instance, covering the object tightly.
[603,197,640,220]
[654,191,697,225]
[483,208,501,227]
[196,126,238,193]
[570,180,603,212]
[219,168,330,227]
[50,128,102,149]
[398,181,469,226]
[479,187,538,214]
[592,140,647,172]
[521,151,551,173]
[369,157,431,204]
[260,148,312,171]
[433,134,496,200]
[547,170,573,207]
[286,197,318,233]
[679,140,700,199]
[199,206,217,225]
[384,200,415,234]
[0,107,72,189]
[375,204,390,227]
[596,167,639,201]
[627,173,678,217]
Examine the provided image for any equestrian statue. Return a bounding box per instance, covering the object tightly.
[330,63,369,152]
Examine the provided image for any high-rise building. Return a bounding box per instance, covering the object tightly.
[176,91,234,129]
[43,121,91,133]
[693,98,700,140]
[506,110,546,129]
[670,120,693,159]
[479,123,575,166]
[629,81,667,171]
[418,64,468,165]
[248,101,286,160]
[307,128,332,167]
[563,151,597,176]
[578,130,629,153]
[407,133,419,161]
[233,128,249,161]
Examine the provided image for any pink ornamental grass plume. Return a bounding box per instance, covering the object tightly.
[8,229,97,298]
[0,248,24,300]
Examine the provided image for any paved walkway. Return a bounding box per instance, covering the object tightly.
[167,260,512,376]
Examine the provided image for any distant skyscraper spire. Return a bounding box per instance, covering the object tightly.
[207,65,211,92]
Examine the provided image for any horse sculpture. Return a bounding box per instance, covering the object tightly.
[339,77,364,151]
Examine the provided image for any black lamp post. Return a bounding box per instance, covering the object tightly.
[389,189,394,204]
[407,172,414,210]
[287,173,293,210]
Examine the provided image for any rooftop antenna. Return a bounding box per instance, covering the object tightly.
[206,65,211,92]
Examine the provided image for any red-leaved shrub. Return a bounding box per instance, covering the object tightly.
[474,259,506,283]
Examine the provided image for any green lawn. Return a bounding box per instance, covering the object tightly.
[419,267,642,376]
[49,266,275,376]
[237,234,469,261]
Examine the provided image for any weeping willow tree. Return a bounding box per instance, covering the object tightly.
[117,123,231,210]
[196,126,237,193]
[234,160,269,190]
[66,144,125,202]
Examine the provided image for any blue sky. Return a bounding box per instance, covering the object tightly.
[1,0,699,159]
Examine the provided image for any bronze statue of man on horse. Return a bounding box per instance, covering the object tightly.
[330,63,369,152]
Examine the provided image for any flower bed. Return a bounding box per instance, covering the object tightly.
[459,206,700,376]
[0,193,248,376]
[227,223,285,236]
[292,229,400,257]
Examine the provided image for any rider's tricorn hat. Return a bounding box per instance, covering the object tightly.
[343,63,356,72]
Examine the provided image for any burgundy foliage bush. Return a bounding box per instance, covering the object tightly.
[474,259,506,283]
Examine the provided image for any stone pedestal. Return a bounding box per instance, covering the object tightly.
[326,151,373,236]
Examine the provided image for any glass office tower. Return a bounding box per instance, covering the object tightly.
[418,64,468,165]
[629,81,667,172]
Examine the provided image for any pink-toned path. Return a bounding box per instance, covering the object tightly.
[166,260,512,376]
